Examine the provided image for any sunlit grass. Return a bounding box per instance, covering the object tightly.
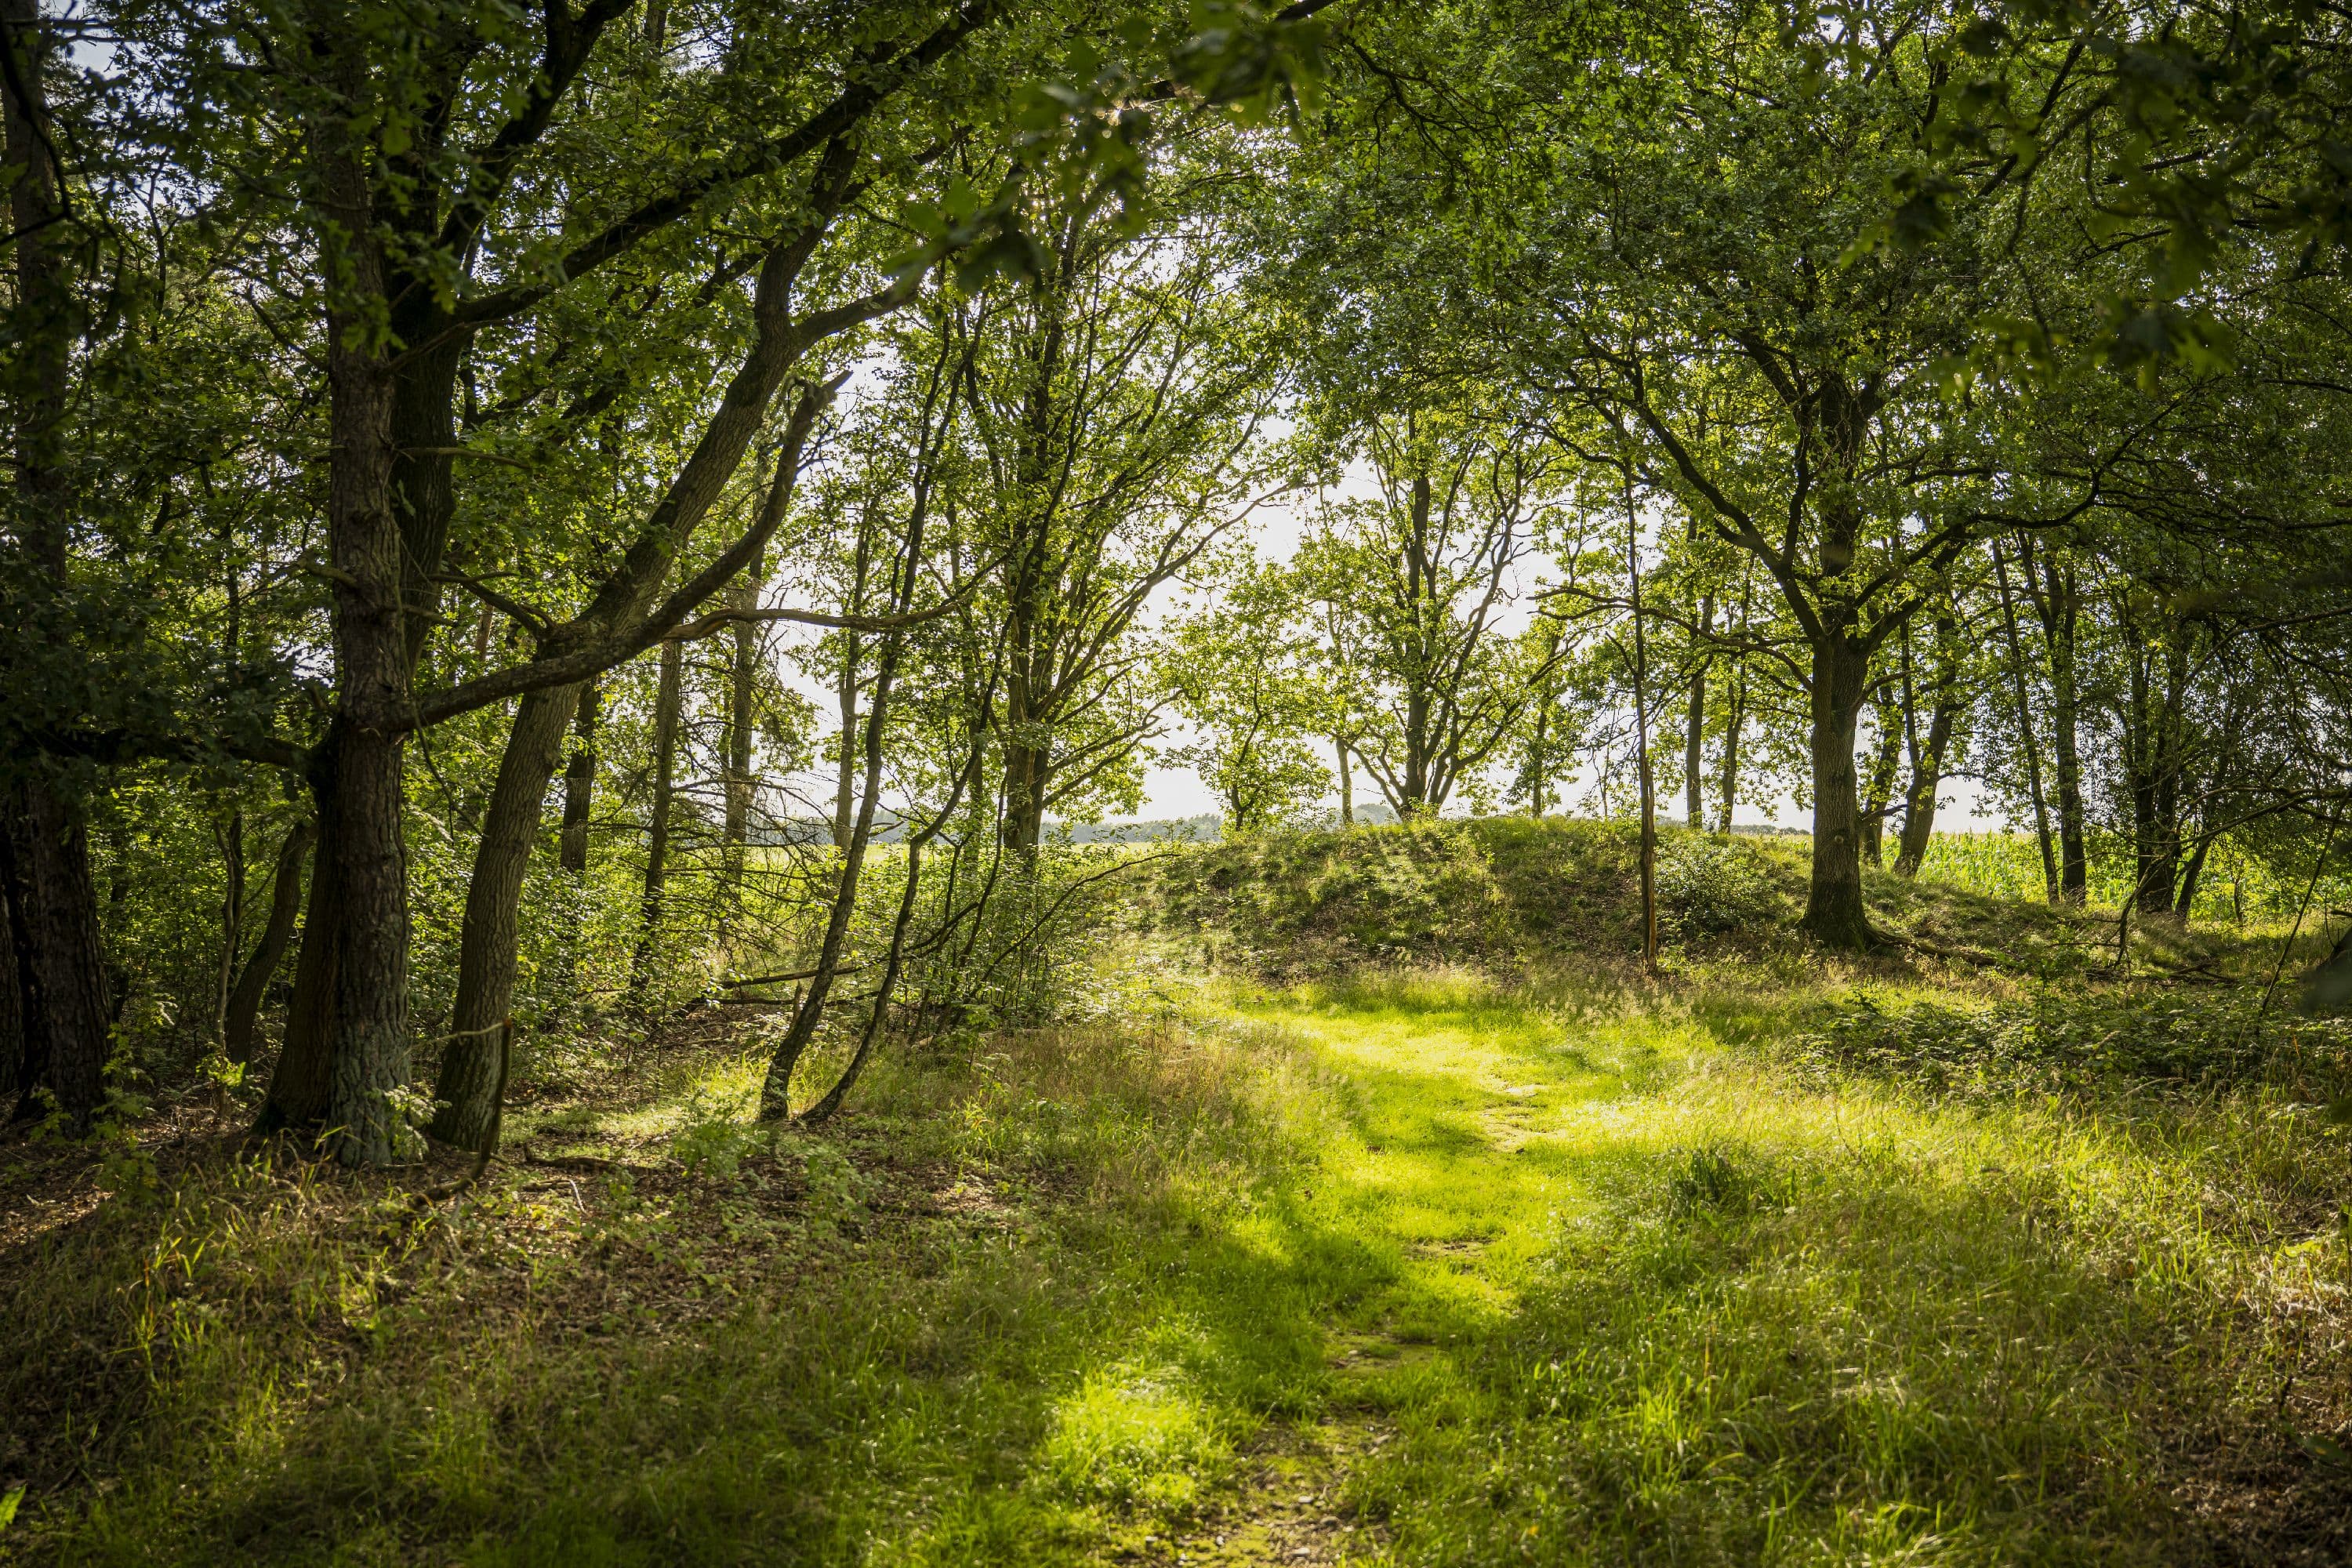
[8,947,2348,1564]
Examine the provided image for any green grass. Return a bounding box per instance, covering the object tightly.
[6,935,2351,1563]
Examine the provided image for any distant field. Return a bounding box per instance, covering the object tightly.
[1911,829,2342,924]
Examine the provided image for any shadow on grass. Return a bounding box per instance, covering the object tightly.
[12,962,2350,1566]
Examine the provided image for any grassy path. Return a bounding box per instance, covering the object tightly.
[9,967,2346,1565]
[1149,967,2342,1566]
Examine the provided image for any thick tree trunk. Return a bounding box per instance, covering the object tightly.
[1336,738,1353,825]
[430,682,576,1150]
[1001,740,1048,852]
[629,637,685,1002]
[316,130,415,1167]
[1801,632,1875,948]
[5,0,111,1131]
[224,820,314,1064]
[12,786,109,1127]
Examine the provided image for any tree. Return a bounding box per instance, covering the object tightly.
[1294,407,1556,818]
[1163,559,1331,832]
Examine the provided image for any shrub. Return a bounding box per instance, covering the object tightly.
[1791,986,2352,1100]
[1656,833,1785,938]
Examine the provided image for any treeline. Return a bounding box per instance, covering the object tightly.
[3,0,2350,1163]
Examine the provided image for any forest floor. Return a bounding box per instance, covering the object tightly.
[5,942,2352,1564]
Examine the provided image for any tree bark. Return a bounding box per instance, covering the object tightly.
[1717,577,1751,833]
[1683,667,1706,827]
[629,636,686,1004]
[760,430,936,1116]
[1685,586,1711,826]
[2027,543,2089,902]
[1336,736,1353,825]
[1991,539,2058,899]
[213,811,245,1051]
[4,0,111,1132]
[1625,479,1657,971]
[1860,686,1903,869]
[722,545,766,887]
[0,808,25,1107]
[558,681,598,875]
[1801,630,1876,948]
[224,820,314,1065]
[2173,834,2211,923]
[800,841,922,1124]
[1892,689,1958,878]
[312,80,416,1167]
[429,681,575,1150]
[258,734,343,1133]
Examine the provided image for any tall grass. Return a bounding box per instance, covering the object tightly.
[1911,829,2343,924]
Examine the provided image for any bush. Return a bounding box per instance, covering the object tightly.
[1656,833,1786,937]
[1791,986,2352,1100]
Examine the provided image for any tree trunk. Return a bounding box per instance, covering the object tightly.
[1718,661,1744,833]
[558,680,599,875]
[14,792,111,1130]
[722,546,764,886]
[315,129,415,1167]
[0,808,26,1107]
[1336,737,1353,825]
[800,841,922,1124]
[1685,586,1711,826]
[258,734,343,1133]
[1892,690,1958,878]
[1625,480,1657,971]
[831,668,859,849]
[4,0,111,1132]
[224,820,314,1065]
[1991,539,2058,900]
[764,637,904,1116]
[629,637,685,1003]
[2034,548,2089,902]
[761,452,934,1116]
[1684,666,1706,827]
[213,811,245,1052]
[430,681,576,1151]
[2173,835,2211,924]
[1859,687,1903,869]
[1801,630,1875,948]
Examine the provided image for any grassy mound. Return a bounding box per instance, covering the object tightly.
[1147,818,2288,985]
[1146,818,1803,975]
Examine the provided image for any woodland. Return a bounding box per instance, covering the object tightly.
[5,0,2352,1563]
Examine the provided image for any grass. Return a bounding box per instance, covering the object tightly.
[6,868,2352,1562]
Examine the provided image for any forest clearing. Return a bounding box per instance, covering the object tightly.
[7,826,2352,1563]
[6,0,2352,1561]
